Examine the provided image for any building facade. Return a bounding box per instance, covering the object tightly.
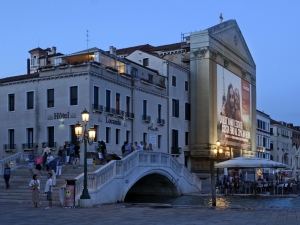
[270,119,293,166]
[256,110,271,160]
[0,47,176,161]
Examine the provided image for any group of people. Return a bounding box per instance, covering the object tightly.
[121,141,153,157]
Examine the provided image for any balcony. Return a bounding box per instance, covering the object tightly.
[171,147,182,155]
[42,142,57,150]
[105,107,116,115]
[92,104,104,113]
[3,144,16,152]
[22,143,37,152]
[125,111,134,119]
[142,115,151,123]
[157,118,165,126]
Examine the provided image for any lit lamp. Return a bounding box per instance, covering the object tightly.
[75,108,95,207]
[211,141,223,207]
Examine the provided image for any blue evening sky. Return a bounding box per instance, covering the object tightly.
[1,1,299,124]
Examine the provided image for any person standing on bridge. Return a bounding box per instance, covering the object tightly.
[3,163,11,190]
[29,174,40,208]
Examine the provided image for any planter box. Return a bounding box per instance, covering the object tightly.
[140,79,153,85]
[120,74,132,79]
[41,67,55,71]
[71,63,87,67]
[58,65,69,69]
[106,68,118,74]
[91,63,103,68]
[156,85,166,90]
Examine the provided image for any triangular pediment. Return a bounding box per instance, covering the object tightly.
[208,20,255,68]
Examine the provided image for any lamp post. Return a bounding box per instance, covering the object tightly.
[75,109,95,205]
[211,141,223,207]
[297,170,299,183]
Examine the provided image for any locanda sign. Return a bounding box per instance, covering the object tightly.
[54,112,69,119]
[106,117,121,125]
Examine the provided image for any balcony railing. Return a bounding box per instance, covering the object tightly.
[142,115,151,123]
[171,147,182,155]
[92,104,104,112]
[157,118,165,126]
[125,111,134,119]
[105,107,115,115]
[22,143,36,149]
[3,144,16,151]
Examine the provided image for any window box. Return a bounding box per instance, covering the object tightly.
[106,67,118,73]
[39,65,55,71]
[155,84,166,89]
[71,62,87,67]
[120,73,132,79]
[140,78,153,85]
[91,61,103,68]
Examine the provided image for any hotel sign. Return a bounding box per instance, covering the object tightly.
[106,117,121,125]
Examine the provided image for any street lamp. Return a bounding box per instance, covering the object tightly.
[210,141,224,207]
[297,170,299,183]
[75,109,95,205]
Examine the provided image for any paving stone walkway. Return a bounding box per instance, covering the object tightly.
[2,202,300,225]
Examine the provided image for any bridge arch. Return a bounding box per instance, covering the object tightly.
[122,169,182,202]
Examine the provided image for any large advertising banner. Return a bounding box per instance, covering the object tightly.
[217,65,252,149]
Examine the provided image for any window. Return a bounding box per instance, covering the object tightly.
[116,93,120,111]
[94,125,98,142]
[158,104,161,120]
[27,128,34,148]
[126,96,130,114]
[48,126,54,148]
[116,129,120,145]
[94,86,99,107]
[172,76,176,87]
[172,99,179,117]
[9,129,14,148]
[27,91,34,110]
[8,94,14,111]
[70,125,77,144]
[106,127,111,143]
[143,133,147,145]
[148,74,153,83]
[47,89,54,108]
[172,129,179,153]
[185,81,189,91]
[32,56,37,66]
[185,132,189,145]
[70,86,78,105]
[126,131,130,143]
[131,67,138,78]
[143,100,147,116]
[106,90,111,109]
[270,128,273,135]
[143,58,149,66]
[158,135,161,149]
[185,103,190,120]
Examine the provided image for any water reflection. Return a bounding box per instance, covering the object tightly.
[125,195,300,209]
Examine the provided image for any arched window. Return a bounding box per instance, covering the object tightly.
[32,56,37,66]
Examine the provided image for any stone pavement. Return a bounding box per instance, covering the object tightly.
[2,202,300,225]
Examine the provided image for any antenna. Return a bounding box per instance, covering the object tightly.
[219,13,223,23]
[86,30,89,60]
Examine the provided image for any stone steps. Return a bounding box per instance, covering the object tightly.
[0,164,103,205]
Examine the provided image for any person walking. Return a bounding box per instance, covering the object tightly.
[35,154,43,178]
[56,157,63,178]
[42,145,51,169]
[74,143,81,168]
[100,140,107,165]
[28,150,36,176]
[48,158,57,186]
[44,172,53,210]
[29,174,40,208]
[3,163,11,190]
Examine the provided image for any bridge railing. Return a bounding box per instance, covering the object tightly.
[70,150,201,204]
[0,152,26,175]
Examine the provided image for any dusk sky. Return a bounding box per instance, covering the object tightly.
[1,1,299,124]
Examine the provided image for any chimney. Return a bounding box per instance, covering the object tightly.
[52,46,56,54]
[109,46,116,55]
[27,58,30,74]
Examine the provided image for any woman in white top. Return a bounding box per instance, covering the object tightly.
[29,174,40,208]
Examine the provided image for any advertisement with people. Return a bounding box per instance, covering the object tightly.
[217,65,252,149]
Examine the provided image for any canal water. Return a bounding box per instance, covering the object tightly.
[125,195,300,209]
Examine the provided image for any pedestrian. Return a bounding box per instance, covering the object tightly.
[56,157,63,177]
[3,163,11,190]
[42,145,51,169]
[28,150,36,176]
[35,154,43,178]
[46,152,54,171]
[48,158,57,186]
[100,140,107,164]
[29,174,40,208]
[74,143,81,168]
[121,141,126,158]
[69,143,75,165]
[148,143,153,151]
[44,172,53,210]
